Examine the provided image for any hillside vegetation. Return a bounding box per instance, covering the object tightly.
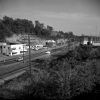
[0,45,99,99]
[0,16,77,41]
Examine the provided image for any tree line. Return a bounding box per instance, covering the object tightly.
[0,16,76,41]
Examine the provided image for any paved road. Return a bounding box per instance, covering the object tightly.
[0,51,47,66]
[0,42,79,78]
[0,43,67,65]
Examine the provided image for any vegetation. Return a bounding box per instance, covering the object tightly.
[0,16,99,99]
[0,16,77,41]
[0,45,98,99]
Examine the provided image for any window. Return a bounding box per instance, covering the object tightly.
[8,47,10,50]
[12,52,17,55]
[12,48,16,50]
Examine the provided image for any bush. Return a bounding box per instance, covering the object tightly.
[0,47,97,99]
[70,60,96,96]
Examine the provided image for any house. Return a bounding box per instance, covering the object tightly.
[82,36,100,46]
[92,36,100,46]
[2,43,27,56]
[83,37,89,44]
[56,39,66,45]
[45,40,56,47]
[82,36,93,45]
[0,42,6,53]
[34,44,44,50]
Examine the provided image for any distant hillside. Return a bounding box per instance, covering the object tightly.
[5,33,46,46]
[0,16,77,42]
[0,16,34,41]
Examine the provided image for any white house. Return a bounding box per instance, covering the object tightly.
[46,40,56,47]
[2,43,27,56]
[92,42,100,46]
[92,37,100,46]
[83,37,89,45]
[35,44,43,50]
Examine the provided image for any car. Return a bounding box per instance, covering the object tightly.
[45,51,51,54]
[16,57,23,61]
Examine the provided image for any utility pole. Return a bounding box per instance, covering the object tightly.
[28,33,31,76]
[23,44,24,63]
[22,34,25,63]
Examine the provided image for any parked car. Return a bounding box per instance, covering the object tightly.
[16,57,23,61]
[45,51,51,54]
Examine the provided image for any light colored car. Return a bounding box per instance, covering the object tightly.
[45,51,51,54]
[16,57,23,61]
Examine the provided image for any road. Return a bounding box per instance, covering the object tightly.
[0,44,66,65]
[0,42,79,79]
[0,50,47,66]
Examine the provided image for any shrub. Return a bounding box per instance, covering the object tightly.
[70,60,96,96]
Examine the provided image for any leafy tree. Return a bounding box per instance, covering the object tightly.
[0,21,12,40]
[0,16,35,41]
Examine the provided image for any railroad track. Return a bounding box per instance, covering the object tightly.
[0,62,41,84]
[0,42,80,84]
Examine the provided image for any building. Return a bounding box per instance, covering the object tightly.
[0,42,6,53]
[83,37,89,44]
[46,40,56,47]
[1,43,27,56]
[56,39,67,45]
[34,44,44,50]
[82,36,100,46]
[92,36,100,46]
[81,36,93,45]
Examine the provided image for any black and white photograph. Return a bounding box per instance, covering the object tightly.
[0,0,100,100]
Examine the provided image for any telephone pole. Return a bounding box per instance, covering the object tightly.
[23,44,24,63]
[22,34,25,63]
[28,33,31,76]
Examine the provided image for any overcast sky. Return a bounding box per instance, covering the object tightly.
[0,0,100,36]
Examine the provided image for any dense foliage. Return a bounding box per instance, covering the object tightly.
[0,16,34,41]
[31,45,97,99]
[0,16,76,41]
[0,16,99,99]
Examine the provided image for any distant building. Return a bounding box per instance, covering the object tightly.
[56,39,67,45]
[46,40,56,47]
[34,44,44,50]
[1,42,27,56]
[0,42,6,53]
[82,36,100,46]
[92,36,100,46]
[83,37,89,45]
